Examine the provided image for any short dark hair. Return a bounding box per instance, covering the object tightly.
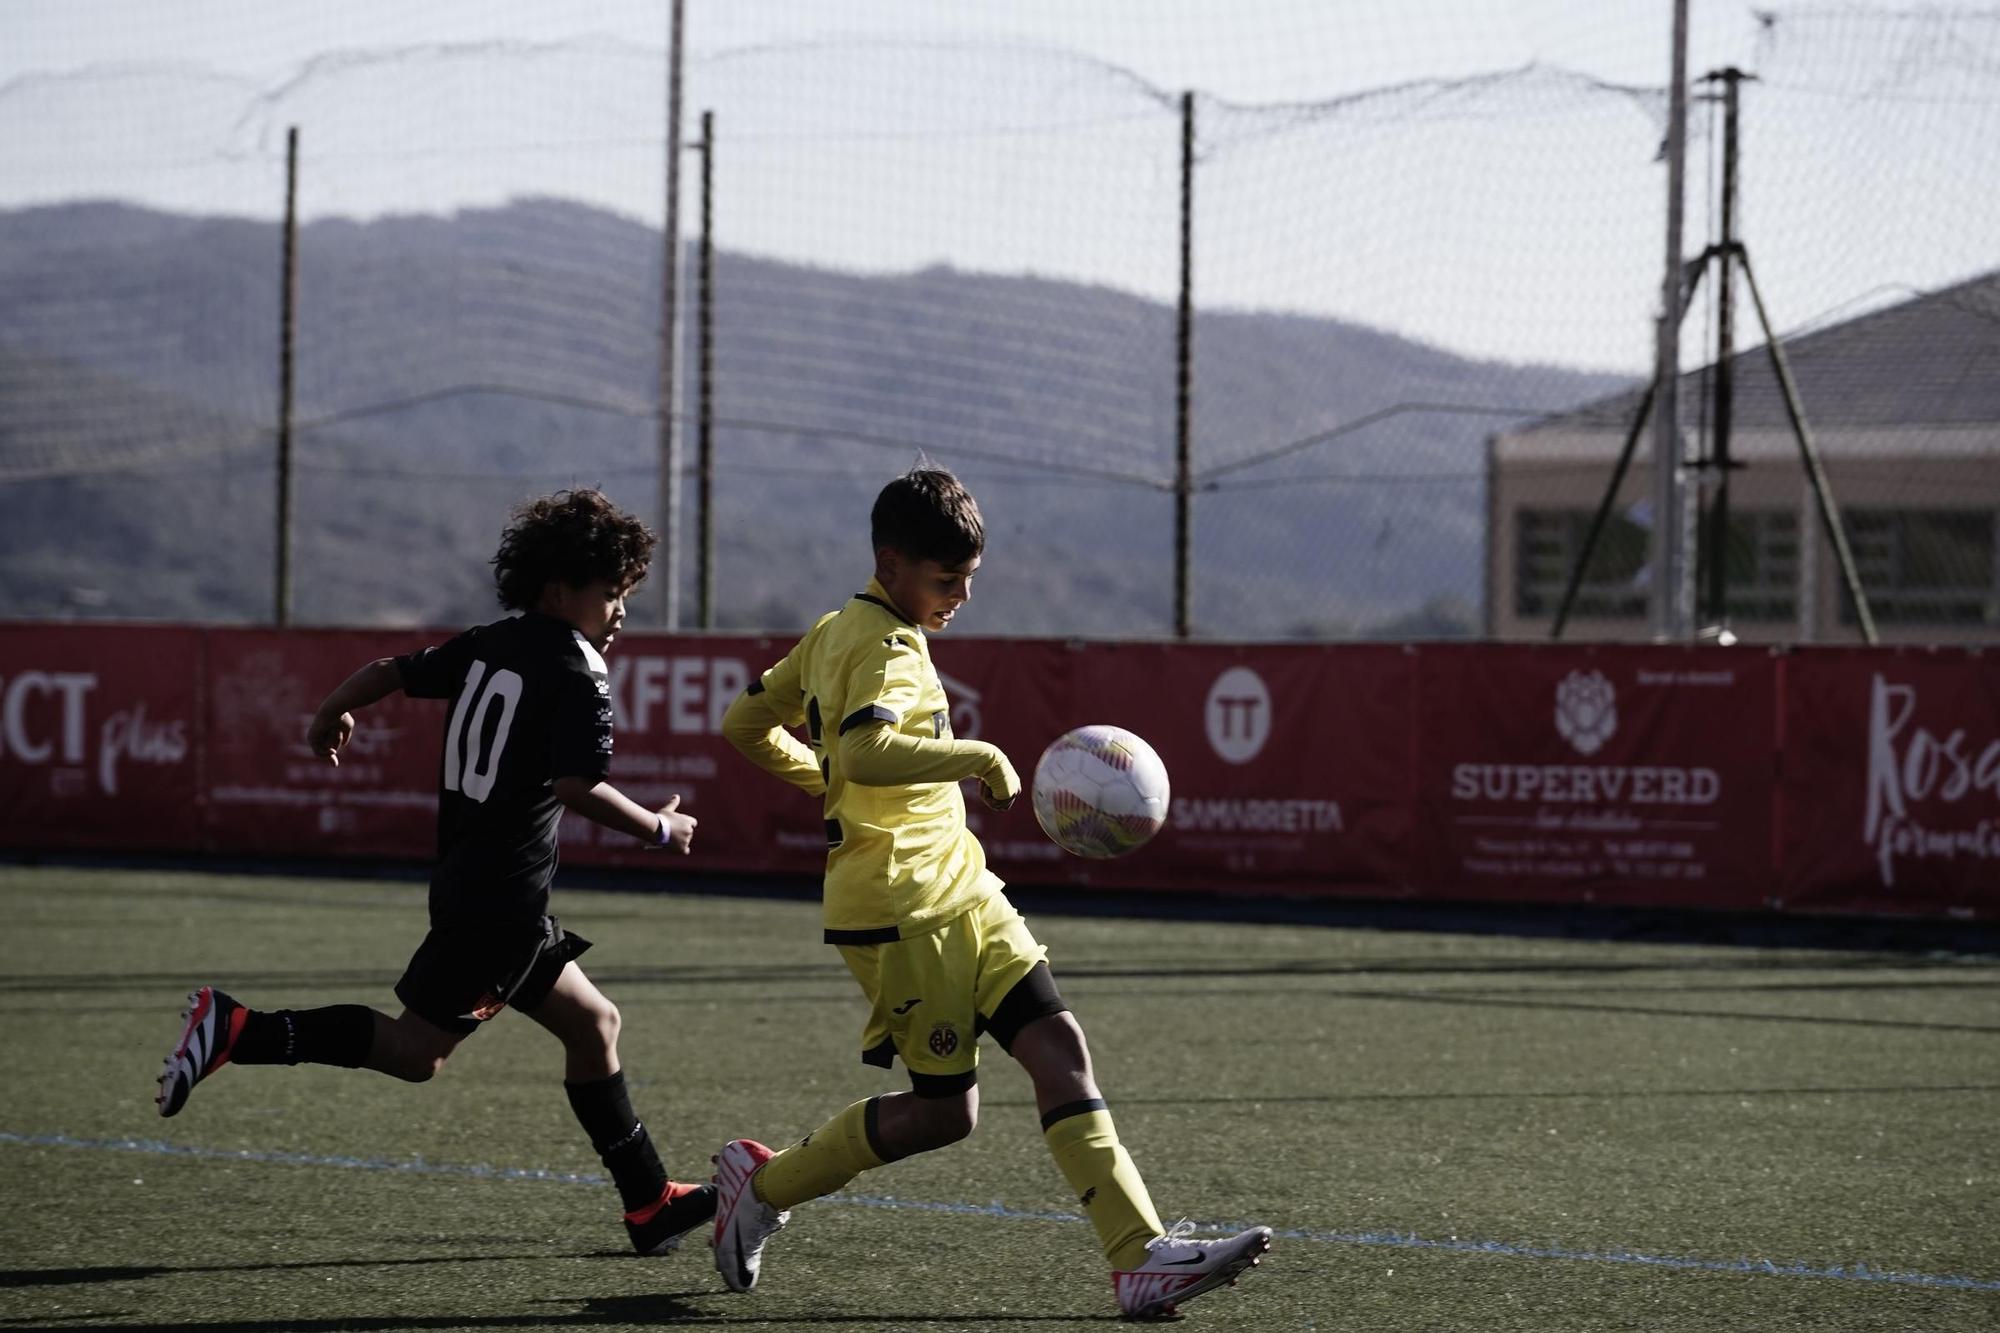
[492,488,657,611]
[870,468,984,566]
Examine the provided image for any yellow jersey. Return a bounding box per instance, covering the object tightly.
[746,578,1003,940]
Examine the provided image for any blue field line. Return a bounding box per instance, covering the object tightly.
[8,1129,1998,1294]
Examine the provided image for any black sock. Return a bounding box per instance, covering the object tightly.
[233,1006,375,1069]
[565,1070,668,1213]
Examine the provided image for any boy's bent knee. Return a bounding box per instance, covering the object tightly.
[571,1001,621,1058]
[535,990,620,1054]
[910,1098,977,1149]
[1012,1011,1092,1071]
[381,1047,452,1083]
[374,1011,461,1082]
[880,1084,978,1155]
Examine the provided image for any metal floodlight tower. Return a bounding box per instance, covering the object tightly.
[1553,61,1878,645]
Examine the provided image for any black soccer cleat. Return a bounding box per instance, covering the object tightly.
[625,1180,719,1255]
[155,986,245,1118]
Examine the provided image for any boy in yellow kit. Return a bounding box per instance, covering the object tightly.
[716,467,1271,1320]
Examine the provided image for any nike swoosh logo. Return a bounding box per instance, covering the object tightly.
[1163,1250,1208,1265]
[892,998,922,1014]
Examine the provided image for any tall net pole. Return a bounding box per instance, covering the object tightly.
[275,125,299,627]
[656,0,685,630]
[1650,0,1692,642]
[1173,90,1195,640]
[696,110,715,630]
[1702,68,1746,630]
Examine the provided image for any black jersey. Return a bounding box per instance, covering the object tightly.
[395,612,614,923]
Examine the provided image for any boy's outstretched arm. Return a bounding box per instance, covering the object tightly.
[840,723,1019,811]
[552,780,696,853]
[306,657,404,767]
[722,689,827,796]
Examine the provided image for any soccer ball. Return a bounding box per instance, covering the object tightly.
[1031,725,1171,859]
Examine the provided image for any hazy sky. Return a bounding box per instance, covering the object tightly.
[2,1,1758,100]
[5,3,1995,370]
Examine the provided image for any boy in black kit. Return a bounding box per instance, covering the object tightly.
[153,488,716,1255]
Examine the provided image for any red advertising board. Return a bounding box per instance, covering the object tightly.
[203,629,440,859]
[3,620,1991,920]
[198,627,835,877]
[1780,647,2000,917]
[924,635,1079,881]
[1413,645,1779,909]
[0,623,204,852]
[552,633,1078,880]
[990,642,1413,895]
[557,633,822,875]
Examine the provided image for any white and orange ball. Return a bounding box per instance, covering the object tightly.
[1031,725,1171,859]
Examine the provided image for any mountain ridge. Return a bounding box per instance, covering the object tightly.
[0,197,1630,635]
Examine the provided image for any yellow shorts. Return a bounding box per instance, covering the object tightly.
[836,891,1048,1081]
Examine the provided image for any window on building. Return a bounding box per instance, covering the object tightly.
[1842,509,1998,625]
[1515,507,1798,621]
[1515,508,1648,620]
[1698,508,1798,622]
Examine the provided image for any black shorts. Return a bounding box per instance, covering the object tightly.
[394,914,593,1036]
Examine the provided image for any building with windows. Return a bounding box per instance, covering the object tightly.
[1487,270,2000,644]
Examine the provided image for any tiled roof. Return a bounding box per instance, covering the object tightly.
[1511,268,2000,437]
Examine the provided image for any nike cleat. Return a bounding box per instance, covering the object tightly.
[711,1138,789,1292]
[155,986,246,1118]
[625,1179,718,1255]
[1113,1219,1274,1320]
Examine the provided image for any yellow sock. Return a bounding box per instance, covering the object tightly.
[1042,1100,1164,1270]
[754,1097,888,1210]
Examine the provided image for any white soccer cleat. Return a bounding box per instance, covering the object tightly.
[711,1138,789,1292]
[1112,1219,1273,1320]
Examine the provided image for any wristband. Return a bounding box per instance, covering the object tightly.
[654,814,671,846]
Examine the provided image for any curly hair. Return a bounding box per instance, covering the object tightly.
[492,488,657,611]
[870,467,984,566]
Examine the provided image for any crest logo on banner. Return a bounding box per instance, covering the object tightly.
[1205,666,1271,765]
[1555,669,1617,756]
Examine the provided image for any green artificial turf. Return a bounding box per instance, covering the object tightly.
[2,865,1995,1331]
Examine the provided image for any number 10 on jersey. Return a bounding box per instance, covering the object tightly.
[444,661,522,801]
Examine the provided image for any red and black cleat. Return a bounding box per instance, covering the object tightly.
[625,1179,719,1255]
[155,986,246,1118]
